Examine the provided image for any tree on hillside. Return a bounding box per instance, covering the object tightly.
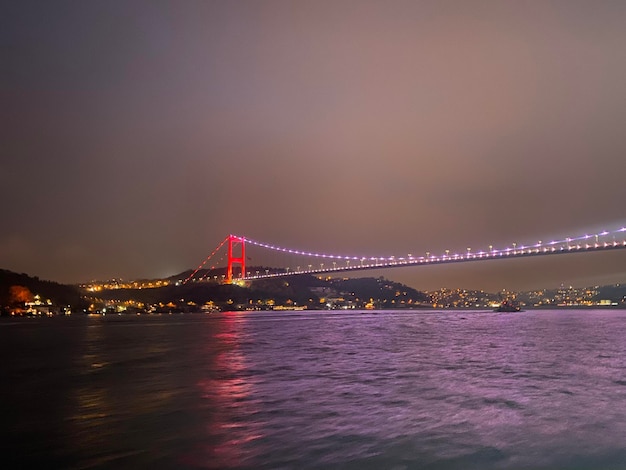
[9,285,33,307]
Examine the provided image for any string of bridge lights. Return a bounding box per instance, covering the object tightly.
[183,226,626,282]
[240,226,626,270]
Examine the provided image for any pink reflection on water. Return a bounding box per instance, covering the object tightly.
[186,313,265,468]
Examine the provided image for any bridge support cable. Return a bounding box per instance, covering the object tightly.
[199,250,227,282]
[183,236,229,284]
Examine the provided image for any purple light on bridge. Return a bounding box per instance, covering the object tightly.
[209,226,626,283]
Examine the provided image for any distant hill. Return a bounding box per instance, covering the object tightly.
[329,277,430,304]
[0,269,87,313]
[92,274,329,307]
[90,274,430,311]
[6,265,624,314]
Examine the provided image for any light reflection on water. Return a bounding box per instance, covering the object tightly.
[1,310,626,469]
[191,314,265,469]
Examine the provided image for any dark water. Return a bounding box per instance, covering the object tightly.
[2,310,626,469]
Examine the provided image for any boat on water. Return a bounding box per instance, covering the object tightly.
[495,300,522,312]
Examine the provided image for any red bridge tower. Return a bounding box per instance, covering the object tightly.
[226,235,246,283]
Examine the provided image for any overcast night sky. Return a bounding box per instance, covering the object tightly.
[2,1,626,291]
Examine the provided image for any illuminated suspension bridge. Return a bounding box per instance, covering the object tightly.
[183,226,626,284]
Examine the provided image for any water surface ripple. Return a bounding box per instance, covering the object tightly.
[2,310,626,469]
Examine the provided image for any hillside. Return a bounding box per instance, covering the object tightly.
[0,269,87,314]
